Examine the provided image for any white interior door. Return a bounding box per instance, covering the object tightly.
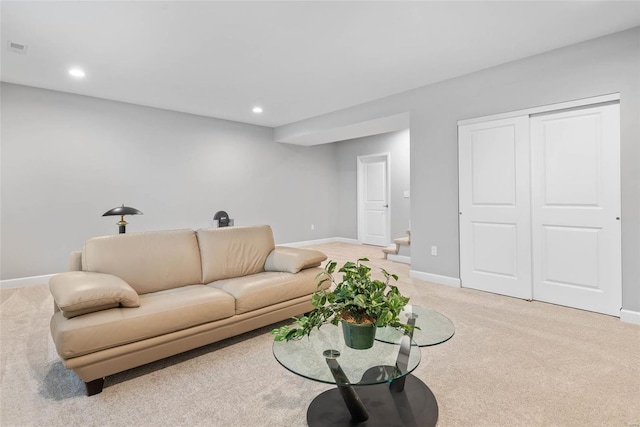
[358,154,390,246]
[458,116,532,299]
[530,104,621,316]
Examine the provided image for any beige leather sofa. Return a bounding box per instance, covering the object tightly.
[48,225,327,395]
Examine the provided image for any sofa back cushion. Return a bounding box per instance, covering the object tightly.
[82,229,202,294]
[197,225,275,283]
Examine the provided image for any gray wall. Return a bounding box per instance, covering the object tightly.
[0,83,338,280]
[275,27,640,311]
[2,28,639,313]
[335,129,410,241]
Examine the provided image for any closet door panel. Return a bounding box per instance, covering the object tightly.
[531,104,621,316]
[459,116,532,299]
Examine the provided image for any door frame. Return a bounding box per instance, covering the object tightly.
[357,152,391,245]
[457,93,620,127]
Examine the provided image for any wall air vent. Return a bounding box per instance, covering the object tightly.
[7,41,27,54]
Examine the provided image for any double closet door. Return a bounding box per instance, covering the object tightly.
[458,103,621,316]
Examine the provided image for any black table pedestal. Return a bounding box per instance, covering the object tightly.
[306,374,438,427]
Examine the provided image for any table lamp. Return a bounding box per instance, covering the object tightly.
[102,204,143,234]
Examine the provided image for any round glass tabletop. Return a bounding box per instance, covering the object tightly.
[273,324,421,386]
[375,305,455,347]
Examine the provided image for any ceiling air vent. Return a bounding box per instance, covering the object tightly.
[7,41,27,54]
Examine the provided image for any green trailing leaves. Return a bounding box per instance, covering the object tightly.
[271,258,415,341]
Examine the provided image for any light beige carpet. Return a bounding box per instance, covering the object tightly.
[1,242,639,426]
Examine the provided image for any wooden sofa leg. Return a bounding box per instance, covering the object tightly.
[85,378,105,396]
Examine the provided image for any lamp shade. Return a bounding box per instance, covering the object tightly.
[102,205,143,217]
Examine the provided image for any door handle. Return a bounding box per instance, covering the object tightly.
[383,204,389,208]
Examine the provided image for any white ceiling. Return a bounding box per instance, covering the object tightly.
[2,1,639,128]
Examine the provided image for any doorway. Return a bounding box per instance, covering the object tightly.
[357,153,391,246]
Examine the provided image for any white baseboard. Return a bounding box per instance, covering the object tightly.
[387,254,411,264]
[410,270,461,288]
[620,309,640,326]
[0,274,55,290]
[280,237,360,247]
[332,237,361,245]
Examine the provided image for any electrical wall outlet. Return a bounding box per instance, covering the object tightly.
[431,246,438,256]
[311,224,315,231]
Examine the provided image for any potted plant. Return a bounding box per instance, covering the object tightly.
[271,258,414,349]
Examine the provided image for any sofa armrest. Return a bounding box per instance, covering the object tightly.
[49,271,140,318]
[264,247,327,274]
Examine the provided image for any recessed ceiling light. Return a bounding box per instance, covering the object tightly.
[69,68,86,78]
[252,106,263,114]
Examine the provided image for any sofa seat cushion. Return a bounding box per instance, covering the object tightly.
[207,268,323,314]
[51,285,235,359]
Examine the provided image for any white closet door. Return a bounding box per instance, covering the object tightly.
[530,104,621,316]
[459,116,532,299]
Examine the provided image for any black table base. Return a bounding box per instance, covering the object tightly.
[306,374,438,427]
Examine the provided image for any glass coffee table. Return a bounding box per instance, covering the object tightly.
[376,305,455,347]
[272,306,454,426]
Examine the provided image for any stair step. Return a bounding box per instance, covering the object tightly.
[394,236,410,245]
[382,245,398,255]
